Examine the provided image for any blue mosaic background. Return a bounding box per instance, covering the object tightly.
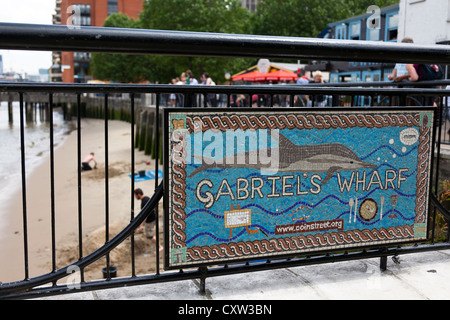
[183,125,419,248]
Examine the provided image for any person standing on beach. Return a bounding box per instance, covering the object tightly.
[134,188,163,252]
[81,152,98,171]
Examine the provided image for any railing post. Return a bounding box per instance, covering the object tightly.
[380,248,388,271]
[199,266,208,295]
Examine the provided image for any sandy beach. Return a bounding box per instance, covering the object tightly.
[0,118,163,284]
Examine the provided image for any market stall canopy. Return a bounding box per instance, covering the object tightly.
[265,70,298,81]
[232,71,268,82]
[232,70,298,82]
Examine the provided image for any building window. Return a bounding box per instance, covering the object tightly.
[74,52,91,62]
[71,4,91,26]
[385,12,399,42]
[335,24,347,39]
[108,0,118,15]
[367,28,380,41]
[366,14,380,42]
[241,0,259,13]
[349,21,361,40]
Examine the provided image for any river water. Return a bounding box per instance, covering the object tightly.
[0,101,70,225]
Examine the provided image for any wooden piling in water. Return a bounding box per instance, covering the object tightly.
[145,110,154,156]
[25,102,33,123]
[138,109,147,152]
[1,92,155,160]
[39,102,44,122]
[45,102,50,122]
[134,107,141,149]
[33,103,37,123]
[63,102,73,121]
[8,93,13,124]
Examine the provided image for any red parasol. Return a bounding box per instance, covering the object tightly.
[232,71,269,82]
[265,70,298,81]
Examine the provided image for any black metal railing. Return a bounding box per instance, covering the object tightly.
[0,23,449,299]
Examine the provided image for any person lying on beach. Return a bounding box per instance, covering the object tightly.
[81,152,98,171]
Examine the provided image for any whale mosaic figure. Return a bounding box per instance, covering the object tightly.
[188,132,376,185]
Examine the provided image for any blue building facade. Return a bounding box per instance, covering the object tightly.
[308,4,400,85]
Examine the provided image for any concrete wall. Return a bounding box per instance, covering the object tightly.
[398,0,450,44]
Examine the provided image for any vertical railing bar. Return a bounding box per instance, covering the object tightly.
[400,93,406,107]
[130,93,136,277]
[432,95,444,243]
[444,99,449,143]
[49,93,56,275]
[104,93,111,279]
[155,93,161,275]
[19,92,30,280]
[444,94,449,143]
[76,93,85,283]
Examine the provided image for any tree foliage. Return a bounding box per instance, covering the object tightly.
[139,0,255,83]
[90,0,399,83]
[253,0,399,38]
[92,14,150,83]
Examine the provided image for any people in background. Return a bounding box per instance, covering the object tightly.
[307,71,327,107]
[201,72,217,108]
[388,38,418,82]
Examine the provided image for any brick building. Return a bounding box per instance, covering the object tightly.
[240,0,261,13]
[52,0,143,83]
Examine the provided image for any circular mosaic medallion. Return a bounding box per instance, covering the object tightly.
[359,198,378,222]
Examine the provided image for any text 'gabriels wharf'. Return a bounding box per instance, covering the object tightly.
[172,127,409,210]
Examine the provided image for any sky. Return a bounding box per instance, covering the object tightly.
[0,0,56,75]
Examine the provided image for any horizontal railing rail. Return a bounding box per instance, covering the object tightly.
[307,80,450,87]
[0,23,450,64]
[0,23,449,299]
[0,82,449,95]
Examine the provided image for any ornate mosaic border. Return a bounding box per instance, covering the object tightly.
[165,110,434,269]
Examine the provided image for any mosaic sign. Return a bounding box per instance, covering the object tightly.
[164,108,435,269]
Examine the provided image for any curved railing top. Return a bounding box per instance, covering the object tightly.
[0,82,449,97]
[0,183,163,296]
[0,23,450,64]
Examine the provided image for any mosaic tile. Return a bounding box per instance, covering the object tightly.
[164,109,435,269]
